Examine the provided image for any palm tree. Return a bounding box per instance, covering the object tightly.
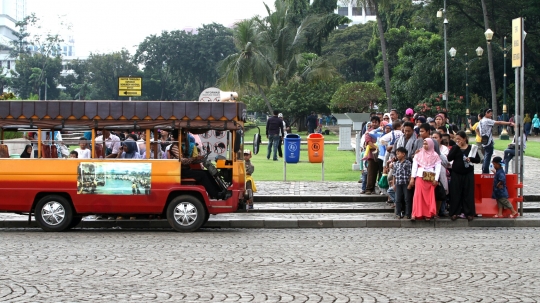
[217,19,275,113]
[218,0,346,114]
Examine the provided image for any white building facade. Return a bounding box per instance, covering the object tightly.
[0,0,26,75]
[336,1,377,26]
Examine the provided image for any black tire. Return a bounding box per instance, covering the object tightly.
[35,195,73,232]
[202,212,210,227]
[167,195,206,232]
[67,216,83,230]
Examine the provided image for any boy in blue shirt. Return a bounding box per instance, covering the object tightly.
[491,157,519,218]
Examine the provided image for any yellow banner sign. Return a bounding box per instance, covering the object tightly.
[119,90,142,96]
[512,18,522,68]
[118,77,142,90]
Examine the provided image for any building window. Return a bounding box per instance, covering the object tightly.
[7,61,11,69]
[352,7,362,16]
[338,6,348,16]
[365,6,376,16]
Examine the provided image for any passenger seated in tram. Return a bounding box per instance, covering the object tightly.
[95,129,121,158]
[169,130,225,199]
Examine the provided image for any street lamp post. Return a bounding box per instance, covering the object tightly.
[449,46,484,134]
[437,1,449,110]
[501,36,510,139]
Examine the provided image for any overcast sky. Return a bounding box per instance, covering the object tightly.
[26,0,269,57]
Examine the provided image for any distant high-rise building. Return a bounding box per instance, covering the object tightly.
[0,0,27,46]
[0,0,26,78]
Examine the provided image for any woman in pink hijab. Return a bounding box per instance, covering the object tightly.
[408,138,441,220]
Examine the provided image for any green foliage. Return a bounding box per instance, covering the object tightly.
[391,29,443,112]
[330,81,385,113]
[2,131,24,140]
[11,54,63,99]
[0,92,16,100]
[134,23,235,100]
[219,0,346,114]
[322,22,375,82]
[269,76,343,118]
[86,50,138,100]
[414,93,466,118]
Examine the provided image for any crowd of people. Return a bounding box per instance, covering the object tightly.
[359,108,522,221]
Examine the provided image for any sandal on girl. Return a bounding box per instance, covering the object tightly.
[509,213,519,218]
[493,214,502,218]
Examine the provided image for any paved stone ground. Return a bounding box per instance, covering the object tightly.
[1,228,539,302]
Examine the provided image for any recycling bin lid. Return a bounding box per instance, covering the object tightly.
[285,133,301,138]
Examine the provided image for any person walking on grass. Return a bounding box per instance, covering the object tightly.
[532,114,540,136]
[266,110,284,161]
[306,112,317,134]
[491,157,519,218]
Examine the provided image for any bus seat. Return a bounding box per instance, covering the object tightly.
[0,144,9,158]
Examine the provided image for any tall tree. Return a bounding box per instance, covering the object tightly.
[480,0,498,129]
[219,0,347,115]
[343,0,393,110]
[86,50,139,100]
[9,13,64,99]
[217,18,275,113]
[322,22,375,82]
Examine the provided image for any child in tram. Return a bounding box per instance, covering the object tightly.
[69,150,78,158]
[244,149,257,209]
[75,137,91,159]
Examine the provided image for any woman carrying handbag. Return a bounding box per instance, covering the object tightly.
[409,138,441,221]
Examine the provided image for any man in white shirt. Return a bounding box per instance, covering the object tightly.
[95,129,121,158]
[479,109,514,173]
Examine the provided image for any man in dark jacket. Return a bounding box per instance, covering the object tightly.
[266,110,284,161]
[306,111,317,134]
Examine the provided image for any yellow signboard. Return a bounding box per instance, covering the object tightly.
[119,90,142,96]
[118,77,142,97]
[512,18,522,68]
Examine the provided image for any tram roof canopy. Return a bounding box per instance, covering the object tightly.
[0,100,246,131]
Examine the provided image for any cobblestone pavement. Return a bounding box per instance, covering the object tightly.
[1,228,539,302]
[255,150,540,196]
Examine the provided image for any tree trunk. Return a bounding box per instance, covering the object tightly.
[374,2,392,110]
[481,0,498,133]
[258,84,274,114]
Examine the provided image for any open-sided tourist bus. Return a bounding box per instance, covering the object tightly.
[0,100,248,232]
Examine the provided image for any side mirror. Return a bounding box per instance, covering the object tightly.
[252,127,261,155]
[234,129,243,153]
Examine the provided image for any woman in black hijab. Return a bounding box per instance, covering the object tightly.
[20,145,33,158]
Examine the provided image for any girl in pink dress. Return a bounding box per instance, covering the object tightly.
[409,138,441,220]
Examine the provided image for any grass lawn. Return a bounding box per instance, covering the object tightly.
[494,139,540,159]
[248,143,359,181]
[244,125,339,142]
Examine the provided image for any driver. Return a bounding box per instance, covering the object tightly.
[169,130,224,200]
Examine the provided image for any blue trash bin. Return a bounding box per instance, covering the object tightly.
[284,134,301,163]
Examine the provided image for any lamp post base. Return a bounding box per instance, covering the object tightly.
[500,128,510,140]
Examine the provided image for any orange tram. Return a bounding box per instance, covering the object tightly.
[0,100,249,232]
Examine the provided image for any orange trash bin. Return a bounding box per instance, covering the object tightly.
[307,133,324,163]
